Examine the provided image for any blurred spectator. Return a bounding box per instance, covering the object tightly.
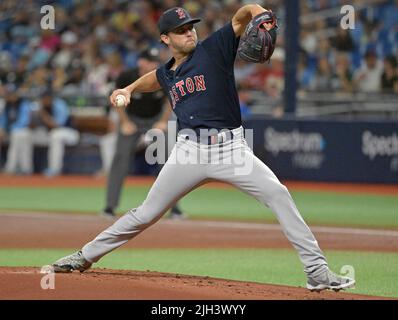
[316,38,333,61]
[234,58,256,86]
[4,55,29,88]
[331,52,354,92]
[353,49,383,92]
[310,57,334,91]
[18,89,79,176]
[238,48,285,92]
[265,48,285,118]
[26,33,53,70]
[86,56,111,96]
[52,66,67,92]
[301,26,317,56]
[0,85,31,174]
[238,88,252,120]
[52,31,79,69]
[381,55,398,92]
[297,53,315,90]
[61,61,88,95]
[330,28,354,52]
[263,48,285,98]
[239,63,268,90]
[0,52,13,84]
[105,51,124,86]
[39,29,60,53]
[19,66,51,97]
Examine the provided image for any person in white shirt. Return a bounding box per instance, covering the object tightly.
[354,49,383,92]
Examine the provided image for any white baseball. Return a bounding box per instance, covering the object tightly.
[115,95,126,108]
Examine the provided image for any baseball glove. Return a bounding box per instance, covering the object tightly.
[237,11,278,64]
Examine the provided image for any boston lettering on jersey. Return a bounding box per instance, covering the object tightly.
[156,22,242,134]
[169,75,206,107]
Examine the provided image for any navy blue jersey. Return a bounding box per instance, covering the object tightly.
[156,22,241,134]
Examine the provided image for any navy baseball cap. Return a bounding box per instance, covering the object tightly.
[158,7,201,35]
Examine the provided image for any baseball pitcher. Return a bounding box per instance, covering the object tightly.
[50,4,355,292]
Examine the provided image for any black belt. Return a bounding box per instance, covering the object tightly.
[182,130,235,145]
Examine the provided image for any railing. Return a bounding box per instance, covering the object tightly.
[248,90,398,119]
[299,0,384,40]
[300,0,382,25]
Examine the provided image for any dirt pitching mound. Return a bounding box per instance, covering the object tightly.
[0,267,388,300]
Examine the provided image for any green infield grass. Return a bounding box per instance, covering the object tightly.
[0,186,397,228]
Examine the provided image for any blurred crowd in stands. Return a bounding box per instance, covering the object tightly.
[298,0,398,93]
[0,0,397,100]
[0,0,397,175]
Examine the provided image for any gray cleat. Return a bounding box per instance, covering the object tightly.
[52,250,92,273]
[307,269,355,292]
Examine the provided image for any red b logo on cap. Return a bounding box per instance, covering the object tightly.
[176,8,186,19]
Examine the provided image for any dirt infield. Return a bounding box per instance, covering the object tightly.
[0,212,398,299]
[0,212,397,252]
[0,267,389,300]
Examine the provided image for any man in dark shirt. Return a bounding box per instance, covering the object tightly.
[51,5,354,293]
[381,55,398,92]
[101,48,184,220]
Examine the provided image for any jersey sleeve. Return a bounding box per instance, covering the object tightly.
[156,67,167,91]
[201,21,241,71]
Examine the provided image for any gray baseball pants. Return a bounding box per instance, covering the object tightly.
[83,126,328,276]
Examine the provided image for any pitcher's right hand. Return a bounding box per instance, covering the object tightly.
[110,88,131,108]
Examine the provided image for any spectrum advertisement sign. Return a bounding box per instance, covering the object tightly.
[244,118,398,183]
